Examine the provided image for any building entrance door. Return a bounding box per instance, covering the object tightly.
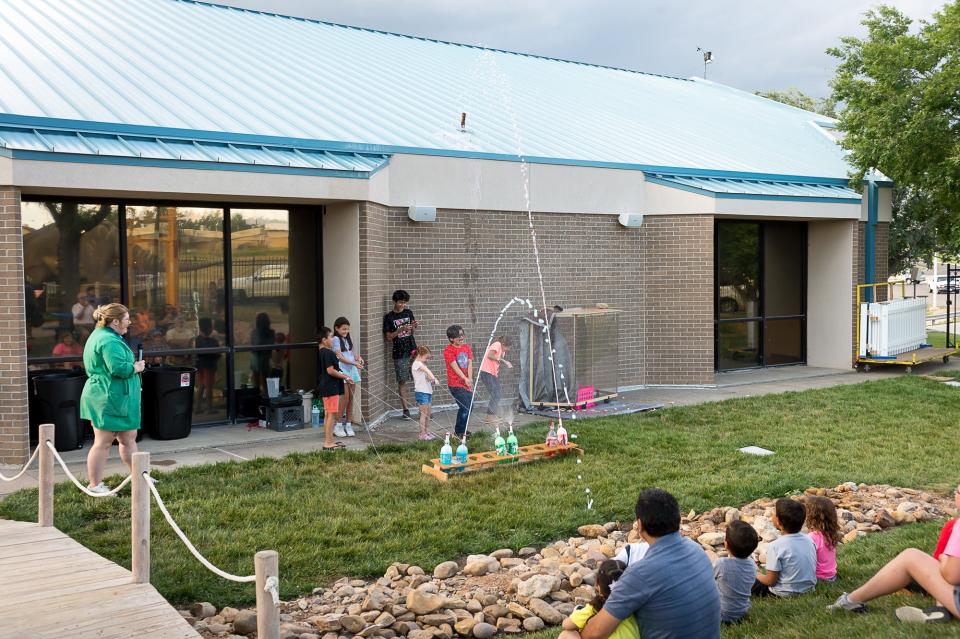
[715,220,806,371]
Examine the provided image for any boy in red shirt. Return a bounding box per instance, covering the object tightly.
[443,325,473,437]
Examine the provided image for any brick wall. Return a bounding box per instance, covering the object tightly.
[0,187,29,464]
[356,205,714,418]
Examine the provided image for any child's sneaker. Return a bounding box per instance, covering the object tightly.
[896,606,951,623]
[334,424,347,438]
[344,423,356,437]
[827,593,868,613]
[402,409,412,420]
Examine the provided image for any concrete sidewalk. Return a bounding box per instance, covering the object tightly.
[3,361,957,498]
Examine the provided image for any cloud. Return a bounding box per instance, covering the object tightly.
[215,0,946,97]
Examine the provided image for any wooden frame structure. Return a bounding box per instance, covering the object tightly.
[421,443,583,481]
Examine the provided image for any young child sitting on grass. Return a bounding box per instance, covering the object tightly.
[752,498,817,597]
[714,520,760,623]
[805,495,842,582]
[562,559,639,639]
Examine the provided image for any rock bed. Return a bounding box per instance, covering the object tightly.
[182,483,952,639]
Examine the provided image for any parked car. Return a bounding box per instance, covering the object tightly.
[933,274,959,294]
[232,264,289,300]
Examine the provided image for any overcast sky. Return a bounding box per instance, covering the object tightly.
[215,1,944,98]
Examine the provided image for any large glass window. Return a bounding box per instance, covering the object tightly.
[21,202,120,363]
[715,221,806,370]
[126,206,227,422]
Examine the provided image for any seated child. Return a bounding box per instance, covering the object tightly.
[614,522,649,566]
[714,520,760,623]
[752,498,817,597]
[563,559,639,639]
[805,495,842,582]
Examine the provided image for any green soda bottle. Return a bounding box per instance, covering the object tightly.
[494,427,507,456]
[506,425,519,455]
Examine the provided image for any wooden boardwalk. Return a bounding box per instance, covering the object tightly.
[0,518,199,639]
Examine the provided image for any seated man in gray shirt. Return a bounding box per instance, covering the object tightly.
[566,488,721,639]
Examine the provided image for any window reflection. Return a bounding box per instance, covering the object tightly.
[21,201,120,362]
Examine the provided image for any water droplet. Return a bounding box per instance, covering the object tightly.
[585,488,591,494]
[576,458,582,464]
[587,499,594,510]
[577,475,582,480]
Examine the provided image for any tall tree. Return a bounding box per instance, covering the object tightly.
[755,87,837,118]
[44,203,112,306]
[828,4,960,271]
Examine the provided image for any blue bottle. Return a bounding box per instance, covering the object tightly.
[456,434,469,464]
[311,404,320,428]
[440,433,453,465]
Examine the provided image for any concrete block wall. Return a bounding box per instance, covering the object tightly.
[357,203,714,418]
[0,187,29,464]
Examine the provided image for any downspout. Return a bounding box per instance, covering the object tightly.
[865,171,878,302]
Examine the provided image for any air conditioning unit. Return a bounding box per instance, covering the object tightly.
[408,206,437,223]
[617,212,643,228]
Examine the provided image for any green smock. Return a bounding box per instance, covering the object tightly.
[79,326,142,431]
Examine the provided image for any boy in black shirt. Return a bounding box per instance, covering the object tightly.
[318,327,354,450]
[382,290,417,418]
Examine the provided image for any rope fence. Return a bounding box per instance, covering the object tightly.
[24,423,280,639]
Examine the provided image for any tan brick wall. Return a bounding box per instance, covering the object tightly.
[0,187,29,464]
[356,205,714,417]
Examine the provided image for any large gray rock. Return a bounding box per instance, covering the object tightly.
[363,587,395,612]
[433,562,460,580]
[526,599,563,625]
[233,609,257,635]
[490,549,514,560]
[516,575,559,600]
[340,615,367,634]
[420,612,457,627]
[522,617,545,632]
[471,623,496,639]
[191,602,217,620]
[407,590,446,615]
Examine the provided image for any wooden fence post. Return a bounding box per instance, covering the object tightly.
[131,451,150,584]
[255,550,279,639]
[38,423,54,527]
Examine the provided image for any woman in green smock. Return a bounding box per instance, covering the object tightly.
[80,303,145,494]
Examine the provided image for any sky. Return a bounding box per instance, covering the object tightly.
[214,0,945,98]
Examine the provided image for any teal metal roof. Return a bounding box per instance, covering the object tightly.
[645,173,862,203]
[0,0,851,180]
[0,123,389,177]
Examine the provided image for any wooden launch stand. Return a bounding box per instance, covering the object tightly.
[421,443,583,481]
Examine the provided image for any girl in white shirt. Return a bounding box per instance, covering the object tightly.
[411,346,439,440]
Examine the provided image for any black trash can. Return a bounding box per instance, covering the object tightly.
[28,369,87,451]
[141,366,197,440]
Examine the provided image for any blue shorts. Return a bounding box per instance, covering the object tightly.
[415,392,432,406]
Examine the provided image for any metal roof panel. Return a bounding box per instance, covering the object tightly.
[0,0,853,179]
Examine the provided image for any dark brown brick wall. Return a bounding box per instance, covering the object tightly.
[357,205,714,417]
[0,187,29,464]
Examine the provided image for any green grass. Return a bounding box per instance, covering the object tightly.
[3,376,960,638]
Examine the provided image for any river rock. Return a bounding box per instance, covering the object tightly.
[698,532,726,547]
[420,613,457,627]
[409,630,434,639]
[462,561,489,577]
[516,575,559,600]
[518,547,537,558]
[507,602,533,618]
[526,598,563,625]
[522,616,544,632]
[466,555,500,572]
[577,524,607,539]
[407,590,446,615]
[472,622,496,639]
[454,618,477,636]
[433,562,459,580]
[233,610,257,635]
[340,615,367,634]
[310,614,343,632]
[364,587,395,612]
[376,612,397,627]
[191,602,217,620]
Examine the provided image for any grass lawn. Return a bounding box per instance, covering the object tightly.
[3,376,960,637]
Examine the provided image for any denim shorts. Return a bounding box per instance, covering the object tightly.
[415,392,432,406]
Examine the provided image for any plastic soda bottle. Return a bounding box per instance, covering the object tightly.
[545,422,558,448]
[506,425,519,455]
[456,434,469,464]
[494,427,507,456]
[440,433,453,465]
[557,422,568,446]
[311,404,320,428]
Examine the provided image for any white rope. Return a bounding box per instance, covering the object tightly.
[45,441,132,496]
[0,443,40,481]
[143,473,256,583]
[265,575,280,605]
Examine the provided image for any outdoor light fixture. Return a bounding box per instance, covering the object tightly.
[617,212,643,228]
[408,206,437,223]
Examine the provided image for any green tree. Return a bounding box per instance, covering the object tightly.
[754,87,837,118]
[44,202,112,306]
[828,4,960,271]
